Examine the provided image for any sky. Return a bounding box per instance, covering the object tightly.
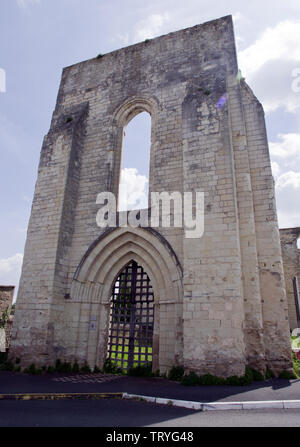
[0,0,299,298]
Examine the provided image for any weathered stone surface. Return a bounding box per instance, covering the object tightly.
[9,15,292,376]
[0,286,14,351]
[280,227,300,330]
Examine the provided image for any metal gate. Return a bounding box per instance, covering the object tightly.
[107,260,154,371]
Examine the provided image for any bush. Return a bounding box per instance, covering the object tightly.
[198,374,226,386]
[55,359,62,372]
[72,361,79,373]
[81,362,91,373]
[23,363,40,375]
[128,364,152,377]
[181,371,199,386]
[0,360,14,371]
[93,365,101,373]
[102,358,122,374]
[60,362,72,373]
[292,352,300,378]
[0,352,8,365]
[168,366,184,381]
[225,375,242,386]
[47,366,55,374]
[279,370,296,380]
[251,368,265,382]
[265,367,275,379]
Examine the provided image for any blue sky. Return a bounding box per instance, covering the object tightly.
[0,0,300,297]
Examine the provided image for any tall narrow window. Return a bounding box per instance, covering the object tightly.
[118,112,151,211]
[297,237,300,250]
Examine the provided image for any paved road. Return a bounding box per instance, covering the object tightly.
[0,399,299,427]
[1,371,300,403]
[0,399,194,427]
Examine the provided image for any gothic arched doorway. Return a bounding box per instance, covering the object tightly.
[107,260,154,371]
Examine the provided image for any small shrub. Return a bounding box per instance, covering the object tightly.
[93,365,101,373]
[279,370,296,380]
[103,358,119,374]
[96,53,103,59]
[198,374,225,386]
[265,367,274,379]
[181,371,199,386]
[168,366,184,381]
[153,369,160,377]
[55,359,62,372]
[292,352,300,378]
[244,366,254,385]
[47,366,55,374]
[0,352,8,365]
[72,361,79,373]
[28,363,37,375]
[14,366,21,372]
[81,362,91,373]
[61,362,72,373]
[225,375,239,386]
[128,364,152,377]
[0,307,9,329]
[250,368,265,382]
[204,89,211,95]
[65,117,73,123]
[0,360,14,371]
[144,39,150,43]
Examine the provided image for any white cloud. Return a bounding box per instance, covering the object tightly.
[118,168,148,211]
[0,254,23,300]
[134,13,170,42]
[239,20,300,77]
[269,133,300,228]
[276,171,300,191]
[269,133,300,171]
[17,0,40,8]
[238,20,300,112]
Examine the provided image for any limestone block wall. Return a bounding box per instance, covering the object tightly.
[241,83,292,372]
[280,227,300,330]
[9,15,293,376]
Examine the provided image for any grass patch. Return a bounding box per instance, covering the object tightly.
[109,344,152,370]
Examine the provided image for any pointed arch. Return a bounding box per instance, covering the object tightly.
[70,227,183,371]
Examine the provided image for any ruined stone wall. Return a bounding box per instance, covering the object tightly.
[0,286,14,317]
[280,227,300,330]
[0,286,14,351]
[10,15,292,376]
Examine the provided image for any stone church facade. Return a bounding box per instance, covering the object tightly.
[10,15,292,376]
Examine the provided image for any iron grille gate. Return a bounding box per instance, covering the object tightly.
[107,260,154,371]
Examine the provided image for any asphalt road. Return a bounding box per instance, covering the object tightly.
[0,399,300,427]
